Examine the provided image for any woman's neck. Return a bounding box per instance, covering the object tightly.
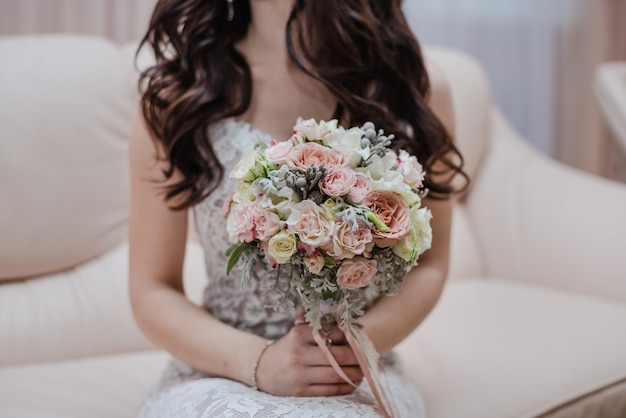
[241,0,295,66]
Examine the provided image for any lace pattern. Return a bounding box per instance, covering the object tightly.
[139,119,426,417]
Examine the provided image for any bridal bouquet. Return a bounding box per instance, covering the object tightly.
[223,118,432,417]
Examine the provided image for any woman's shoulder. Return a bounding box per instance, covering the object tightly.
[424,57,455,136]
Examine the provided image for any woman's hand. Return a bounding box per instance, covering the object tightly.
[254,313,363,397]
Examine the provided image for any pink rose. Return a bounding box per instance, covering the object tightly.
[324,218,372,260]
[285,200,334,247]
[304,253,325,275]
[253,208,281,241]
[230,199,255,243]
[264,140,294,164]
[364,190,411,247]
[286,142,346,172]
[346,173,373,204]
[319,167,357,197]
[336,257,378,290]
[397,150,425,189]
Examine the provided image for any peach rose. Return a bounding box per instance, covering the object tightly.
[364,190,411,247]
[304,253,326,275]
[346,173,373,204]
[336,257,378,290]
[253,208,281,241]
[264,140,294,164]
[319,167,357,197]
[285,200,334,247]
[324,218,372,260]
[286,142,346,172]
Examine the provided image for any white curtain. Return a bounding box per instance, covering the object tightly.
[403,0,626,178]
[0,0,157,44]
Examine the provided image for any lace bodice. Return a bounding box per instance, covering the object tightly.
[193,119,300,340]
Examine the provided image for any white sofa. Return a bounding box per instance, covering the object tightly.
[1,35,626,418]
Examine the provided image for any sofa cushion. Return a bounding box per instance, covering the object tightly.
[0,35,136,281]
[0,240,208,367]
[397,279,626,418]
[0,351,169,418]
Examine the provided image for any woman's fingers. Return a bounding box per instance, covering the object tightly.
[299,344,361,367]
[299,382,361,397]
[304,365,364,385]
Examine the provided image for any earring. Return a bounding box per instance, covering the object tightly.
[227,0,234,22]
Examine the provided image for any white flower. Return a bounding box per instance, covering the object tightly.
[391,207,432,262]
[411,206,433,255]
[257,186,298,219]
[370,171,421,207]
[398,150,425,189]
[293,118,338,141]
[229,152,257,181]
[232,181,255,203]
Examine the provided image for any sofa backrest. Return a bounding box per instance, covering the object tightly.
[0,36,492,283]
[0,35,136,281]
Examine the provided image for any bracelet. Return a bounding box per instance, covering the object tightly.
[251,339,275,391]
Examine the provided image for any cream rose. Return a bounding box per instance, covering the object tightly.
[336,257,378,290]
[267,230,298,264]
[286,142,346,172]
[229,152,257,181]
[364,190,412,248]
[285,200,334,248]
[318,167,357,197]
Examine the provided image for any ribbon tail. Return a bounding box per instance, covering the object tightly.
[341,324,399,418]
[313,330,357,388]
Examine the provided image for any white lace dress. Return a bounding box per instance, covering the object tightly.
[138,119,427,418]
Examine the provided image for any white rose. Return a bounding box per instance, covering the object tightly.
[267,230,298,264]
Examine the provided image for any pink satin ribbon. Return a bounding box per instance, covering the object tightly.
[313,324,398,418]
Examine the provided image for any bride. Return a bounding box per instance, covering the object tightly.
[129,0,467,416]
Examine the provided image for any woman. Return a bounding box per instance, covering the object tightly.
[129,0,467,416]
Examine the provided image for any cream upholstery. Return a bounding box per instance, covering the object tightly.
[1,35,626,418]
[595,62,626,181]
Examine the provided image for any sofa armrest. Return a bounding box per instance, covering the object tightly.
[0,240,207,367]
[464,109,626,304]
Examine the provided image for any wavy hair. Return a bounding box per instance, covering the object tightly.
[138,0,468,209]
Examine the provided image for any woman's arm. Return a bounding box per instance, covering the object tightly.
[128,109,362,396]
[359,61,456,353]
[128,110,269,384]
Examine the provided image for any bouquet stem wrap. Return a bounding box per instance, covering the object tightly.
[313,325,398,418]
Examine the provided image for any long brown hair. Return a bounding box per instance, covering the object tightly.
[138,0,468,209]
